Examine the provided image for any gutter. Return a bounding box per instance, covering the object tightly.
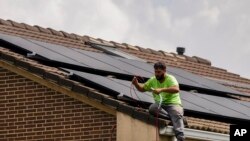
[160,126,229,141]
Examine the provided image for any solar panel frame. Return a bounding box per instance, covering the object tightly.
[195,93,250,117]
[113,55,247,97]
[72,48,153,77]
[63,68,155,104]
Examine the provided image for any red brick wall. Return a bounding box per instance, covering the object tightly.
[0,67,116,141]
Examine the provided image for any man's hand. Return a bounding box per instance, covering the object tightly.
[131,77,145,92]
[153,88,162,94]
[132,77,139,85]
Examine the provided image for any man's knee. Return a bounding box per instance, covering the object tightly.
[148,103,158,115]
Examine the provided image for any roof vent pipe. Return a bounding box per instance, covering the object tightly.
[176,47,185,55]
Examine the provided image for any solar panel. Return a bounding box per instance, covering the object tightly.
[71,48,152,77]
[63,68,250,121]
[195,93,250,117]
[31,38,130,74]
[167,67,242,95]
[232,99,250,109]
[112,56,208,88]
[113,56,247,96]
[90,43,146,62]
[180,92,217,114]
[0,33,149,77]
[0,33,89,66]
[0,33,247,97]
[188,92,250,119]
[63,68,154,104]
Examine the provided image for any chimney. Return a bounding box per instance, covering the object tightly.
[176,47,185,55]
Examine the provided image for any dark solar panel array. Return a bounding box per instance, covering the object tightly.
[0,33,247,97]
[0,33,246,97]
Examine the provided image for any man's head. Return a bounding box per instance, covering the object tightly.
[154,61,166,81]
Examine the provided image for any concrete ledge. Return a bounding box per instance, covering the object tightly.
[160,126,229,141]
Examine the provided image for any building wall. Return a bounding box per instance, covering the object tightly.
[116,112,173,141]
[0,67,116,141]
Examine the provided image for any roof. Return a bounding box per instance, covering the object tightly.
[1,18,250,135]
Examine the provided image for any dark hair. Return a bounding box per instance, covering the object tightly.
[154,61,166,70]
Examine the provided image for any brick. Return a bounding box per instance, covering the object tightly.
[0,130,8,134]
[0,67,117,140]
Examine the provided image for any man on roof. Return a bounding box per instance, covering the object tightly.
[132,61,185,141]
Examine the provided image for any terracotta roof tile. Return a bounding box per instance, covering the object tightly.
[34,25,52,34]
[0,18,13,26]
[47,28,64,37]
[186,116,230,134]
[60,31,78,40]
[176,54,186,60]
[110,41,127,49]
[7,20,26,29]
[184,55,198,63]
[71,33,83,41]
[97,38,115,47]
[147,48,164,56]
[137,46,152,54]
[159,50,175,57]
[193,56,211,66]
[87,36,103,44]
[22,23,40,32]
[122,43,139,50]
[108,41,118,48]
[114,43,127,49]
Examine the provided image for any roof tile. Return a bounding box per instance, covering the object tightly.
[0,18,13,26]
[34,25,52,34]
[109,41,120,48]
[193,56,212,66]
[114,42,128,49]
[96,38,115,47]
[23,23,40,32]
[176,54,186,60]
[137,46,152,54]
[59,31,76,40]
[71,33,82,41]
[122,43,139,51]
[47,28,64,37]
[159,50,175,57]
[88,36,103,44]
[147,48,164,56]
[184,55,198,63]
[7,20,26,29]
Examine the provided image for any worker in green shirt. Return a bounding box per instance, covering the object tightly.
[132,61,185,141]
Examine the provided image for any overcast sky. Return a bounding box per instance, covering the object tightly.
[0,0,249,79]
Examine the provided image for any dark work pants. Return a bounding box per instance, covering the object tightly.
[149,103,185,141]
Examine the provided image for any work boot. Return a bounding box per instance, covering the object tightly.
[176,133,185,141]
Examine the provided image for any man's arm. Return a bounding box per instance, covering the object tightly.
[132,77,146,92]
[153,85,179,94]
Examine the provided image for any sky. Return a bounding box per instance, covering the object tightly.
[0,0,249,79]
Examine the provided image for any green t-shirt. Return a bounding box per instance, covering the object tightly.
[143,74,182,105]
